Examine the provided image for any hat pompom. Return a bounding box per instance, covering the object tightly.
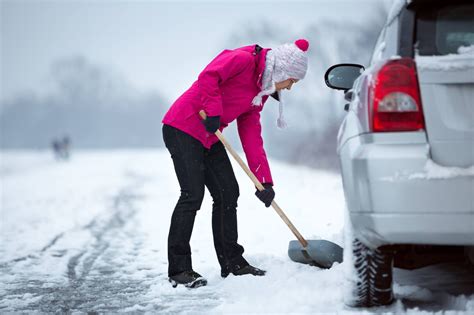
[295,39,309,52]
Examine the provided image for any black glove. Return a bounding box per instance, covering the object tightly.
[255,183,275,208]
[203,115,220,133]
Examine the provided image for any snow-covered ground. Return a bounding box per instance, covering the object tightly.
[1,149,473,313]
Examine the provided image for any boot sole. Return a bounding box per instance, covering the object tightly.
[169,277,208,289]
[221,271,266,278]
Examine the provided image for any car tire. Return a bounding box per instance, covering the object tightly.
[345,238,395,307]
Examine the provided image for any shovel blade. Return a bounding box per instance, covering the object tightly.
[288,239,343,269]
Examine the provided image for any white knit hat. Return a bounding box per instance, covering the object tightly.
[252,39,310,128]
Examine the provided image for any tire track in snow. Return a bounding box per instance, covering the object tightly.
[1,171,152,312]
[54,173,147,312]
[66,188,137,287]
[0,232,65,268]
[41,232,65,252]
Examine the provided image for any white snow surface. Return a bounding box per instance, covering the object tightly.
[372,41,386,64]
[382,159,474,182]
[1,150,473,313]
[409,160,474,180]
[458,45,474,55]
[416,53,474,71]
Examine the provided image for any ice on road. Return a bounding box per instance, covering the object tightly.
[1,150,473,313]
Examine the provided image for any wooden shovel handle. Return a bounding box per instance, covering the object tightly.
[199,110,308,248]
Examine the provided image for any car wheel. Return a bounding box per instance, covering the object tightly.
[345,238,394,307]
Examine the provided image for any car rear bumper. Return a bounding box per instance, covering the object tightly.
[350,212,474,248]
[339,132,474,247]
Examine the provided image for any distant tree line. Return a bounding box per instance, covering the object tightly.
[0,56,168,149]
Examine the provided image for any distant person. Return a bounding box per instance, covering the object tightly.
[162,39,310,288]
[51,138,62,160]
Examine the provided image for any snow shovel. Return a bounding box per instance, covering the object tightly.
[199,110,343,269]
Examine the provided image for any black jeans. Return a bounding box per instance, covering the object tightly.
[162,124,248,276]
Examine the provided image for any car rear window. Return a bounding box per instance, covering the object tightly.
[416,3,474,56]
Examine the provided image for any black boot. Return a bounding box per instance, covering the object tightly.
[169,270,207,288]
[221,264,266,278]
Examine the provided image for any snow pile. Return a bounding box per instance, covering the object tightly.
[416,48,474,71]
[372,41,386,64]
[409,159,474,180]
[381,159,474,182]
[458,45,474,55]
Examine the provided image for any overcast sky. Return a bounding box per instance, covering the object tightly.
[1,0,387,103]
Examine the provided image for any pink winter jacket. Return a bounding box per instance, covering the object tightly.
[162,44,273,184]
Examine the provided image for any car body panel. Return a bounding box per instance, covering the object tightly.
[416,63,474,167]
[351,212,474,249]
[340,132,474,248]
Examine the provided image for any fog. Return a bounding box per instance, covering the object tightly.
[1,0,389,170]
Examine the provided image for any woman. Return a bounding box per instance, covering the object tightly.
[162,39,309,288]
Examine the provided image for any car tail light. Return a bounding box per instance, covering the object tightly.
[369,58,425,132]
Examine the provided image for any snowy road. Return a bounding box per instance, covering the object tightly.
[1,150,473,313]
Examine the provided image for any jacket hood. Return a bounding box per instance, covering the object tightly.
[235,44,271,90]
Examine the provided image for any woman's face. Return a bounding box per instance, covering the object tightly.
[275,78,298,91]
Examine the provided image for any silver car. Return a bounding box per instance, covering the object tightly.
[325,0,474,307]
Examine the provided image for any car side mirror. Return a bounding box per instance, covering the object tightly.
[324,64,365,91]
